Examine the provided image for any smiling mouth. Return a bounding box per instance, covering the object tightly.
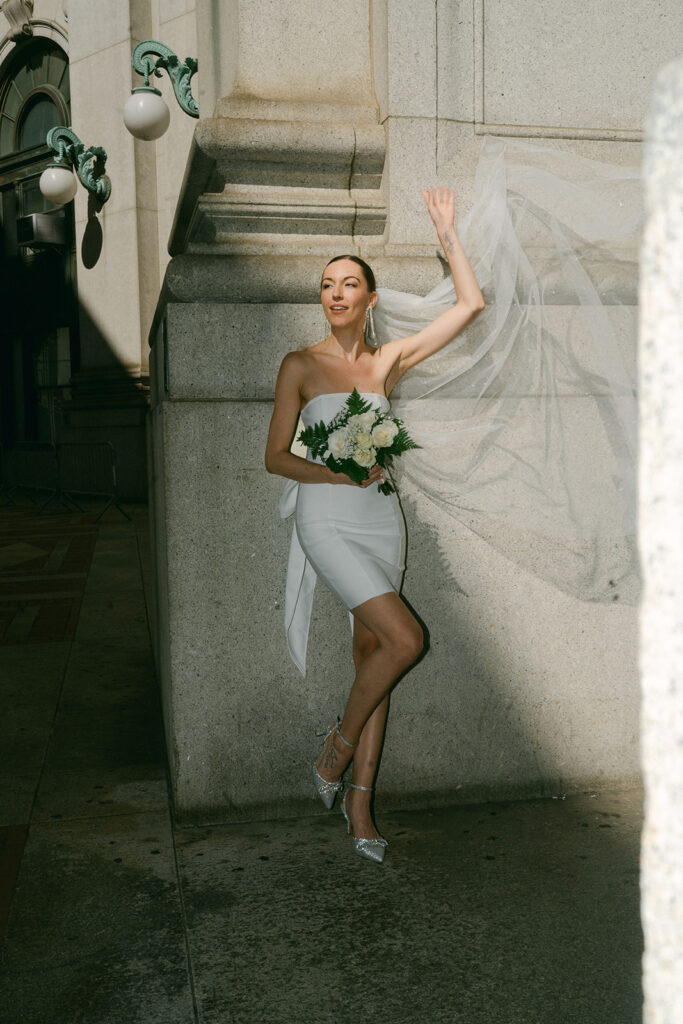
[330,306,348,312]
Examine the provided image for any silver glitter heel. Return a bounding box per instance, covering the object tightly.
[312,719,357,810]
[341,783,388,864]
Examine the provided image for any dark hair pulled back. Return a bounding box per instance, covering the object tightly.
[323,254,377,293]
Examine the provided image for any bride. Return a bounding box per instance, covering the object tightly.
[265,188,484,862]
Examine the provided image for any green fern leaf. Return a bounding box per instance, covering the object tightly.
[345,389,373,416]
[297,420,330,458]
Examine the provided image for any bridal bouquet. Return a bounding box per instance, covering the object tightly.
[298,389,420,495]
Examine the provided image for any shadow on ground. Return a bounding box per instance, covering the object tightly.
[0,500,643,1024]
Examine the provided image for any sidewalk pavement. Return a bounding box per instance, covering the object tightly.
[0,500,643,1024]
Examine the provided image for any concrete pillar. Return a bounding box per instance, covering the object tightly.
[639,55,683,1024]
[149,0,444,820]
[150,1,644,823]
[195,0,377,122]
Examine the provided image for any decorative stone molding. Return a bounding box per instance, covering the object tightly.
[168,116,387,256]
[0,0,34,40]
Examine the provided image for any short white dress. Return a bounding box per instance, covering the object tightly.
[280,392,406,675]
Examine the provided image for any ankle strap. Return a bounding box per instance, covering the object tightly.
[316,718,358,749]
[335,724,357,749]
[348,783,374,792]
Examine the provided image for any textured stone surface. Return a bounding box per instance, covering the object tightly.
[162,253,445,304]
[480,0,683,133]
[385,116,437,246]
[436,0,476,123]
[639,55,683,1024]
[149,394,639,822]
[0,813,194,1024]
[67,1,132,63]
[216,0,374,110]
[176,790,643,1024]
[164,302,322,400]
[197,0,377,122]
[383,0,436,118]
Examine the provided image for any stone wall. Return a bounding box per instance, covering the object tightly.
[148,1,683,821]
[4,0,199,499]
[639,54,683,1024]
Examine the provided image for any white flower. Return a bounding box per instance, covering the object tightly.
[371,420,399,448]
[328,427,350,458]
[353,446,376,468]
[354,431,374,449]
[349,411,377,431]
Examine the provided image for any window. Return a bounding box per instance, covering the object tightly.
[0,39,69,157]
[17,92,61,150]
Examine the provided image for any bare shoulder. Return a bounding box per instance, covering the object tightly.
[277,349,308,382]
[272,350,304,403]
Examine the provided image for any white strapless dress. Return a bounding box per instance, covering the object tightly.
[279,392,406,675]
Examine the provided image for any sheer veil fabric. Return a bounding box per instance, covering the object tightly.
[373,136,641,604]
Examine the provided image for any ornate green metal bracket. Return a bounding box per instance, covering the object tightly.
[131,40,199,118]
[46,126,112,203]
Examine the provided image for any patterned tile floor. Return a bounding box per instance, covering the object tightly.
[0,508,98,645]
[0,503,102,945]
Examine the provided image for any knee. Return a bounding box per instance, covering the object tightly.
[354,634,380,664]
[356,634,382,667]
[392,622,423,667]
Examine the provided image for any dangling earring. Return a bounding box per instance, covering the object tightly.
[364,305,377,346]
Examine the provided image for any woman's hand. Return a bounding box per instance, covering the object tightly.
[422,186,456,240]
[361,464,386,488]
[331,464,386,488]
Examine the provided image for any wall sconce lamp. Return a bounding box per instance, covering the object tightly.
[39,126,112,205]
[123,40,199,141]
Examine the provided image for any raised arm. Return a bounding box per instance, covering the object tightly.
[383,187,485,382]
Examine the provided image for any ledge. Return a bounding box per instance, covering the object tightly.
[169,117,386,256]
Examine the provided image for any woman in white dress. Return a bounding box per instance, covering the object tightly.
[265,188,484,862]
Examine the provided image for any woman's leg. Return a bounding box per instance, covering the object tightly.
[344,616,391,839]
[316,591,422,795]
[341,591,423,742]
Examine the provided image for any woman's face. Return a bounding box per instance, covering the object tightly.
[320,258,375,329]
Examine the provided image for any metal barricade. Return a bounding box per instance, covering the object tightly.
[0,443,58,504]
[53,442,130,521]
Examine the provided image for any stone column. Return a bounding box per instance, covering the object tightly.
[149,0,646,823]
[149,0,446,821]
[639,55,683,1024]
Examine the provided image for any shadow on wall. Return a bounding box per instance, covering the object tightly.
[0,290,149,504]
[80,194,104,270]
[57,297,150,504]
[176,448,639,826]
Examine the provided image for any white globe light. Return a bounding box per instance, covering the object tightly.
[39,163,78,204]
[123,87,170,141]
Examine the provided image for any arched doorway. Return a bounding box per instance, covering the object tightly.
[0,36,77,474]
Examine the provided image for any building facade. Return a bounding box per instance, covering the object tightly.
[1,0,681,823]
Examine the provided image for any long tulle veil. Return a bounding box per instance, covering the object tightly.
[375,136,641,604]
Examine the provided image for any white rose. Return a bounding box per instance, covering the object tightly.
[349,411,377,431]
[328,427,349,458]
[371,420,399,448]
[354,431,374,449]
[352,446,376,468]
